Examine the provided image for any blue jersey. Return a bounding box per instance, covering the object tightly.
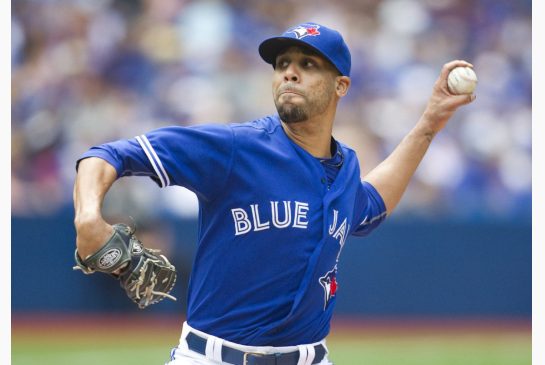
[79,115,386,346]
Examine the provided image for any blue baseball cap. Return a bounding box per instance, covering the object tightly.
[259,22,351,77]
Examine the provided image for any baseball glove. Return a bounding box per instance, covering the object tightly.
[73,223,177,309]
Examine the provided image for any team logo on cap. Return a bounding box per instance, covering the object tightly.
[288,24,321,39]
[319,266,338,310]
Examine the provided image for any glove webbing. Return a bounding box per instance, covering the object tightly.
[127,253,177,309]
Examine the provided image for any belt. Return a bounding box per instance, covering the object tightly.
[186,332,326,365]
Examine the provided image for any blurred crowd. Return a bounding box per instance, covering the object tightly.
[11,0,531,222]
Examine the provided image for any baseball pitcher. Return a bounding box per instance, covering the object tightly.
[73,22,475,365]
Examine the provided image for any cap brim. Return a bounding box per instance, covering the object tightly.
[259,37,320,65]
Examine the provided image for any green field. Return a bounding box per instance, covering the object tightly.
[11,315,531,365]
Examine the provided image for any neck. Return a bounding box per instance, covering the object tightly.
[281,113,335,158]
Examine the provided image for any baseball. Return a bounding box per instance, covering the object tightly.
[447,66,478,95]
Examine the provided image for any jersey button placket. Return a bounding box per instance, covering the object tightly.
[320,177,328,191]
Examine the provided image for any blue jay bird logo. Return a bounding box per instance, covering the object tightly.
[288,24,321,39]
[319,267,338,310]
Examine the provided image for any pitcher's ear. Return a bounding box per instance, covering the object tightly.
[336,76,351,97]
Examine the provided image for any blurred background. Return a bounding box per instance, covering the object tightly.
[11,0,531,364]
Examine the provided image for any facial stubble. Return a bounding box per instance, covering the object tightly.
[274,86,334,124]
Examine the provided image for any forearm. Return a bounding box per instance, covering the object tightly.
[73,157,118,258]
[363,119,435,214]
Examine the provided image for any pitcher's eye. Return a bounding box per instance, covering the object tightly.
[275,58,289,69]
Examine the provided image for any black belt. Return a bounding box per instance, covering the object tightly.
[186,332,326,365]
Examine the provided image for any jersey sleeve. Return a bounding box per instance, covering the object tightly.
[350,181,387,237]
[77,124,234,201]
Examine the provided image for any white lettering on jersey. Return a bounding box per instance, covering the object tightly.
[231,201,309,236]
[232,208,252,236]
[332,217,348,248]
[293,201,310,228]
[329,209,350,259]
[271,201,291,228]
[328,210,338,235]
[250,204,270,231]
